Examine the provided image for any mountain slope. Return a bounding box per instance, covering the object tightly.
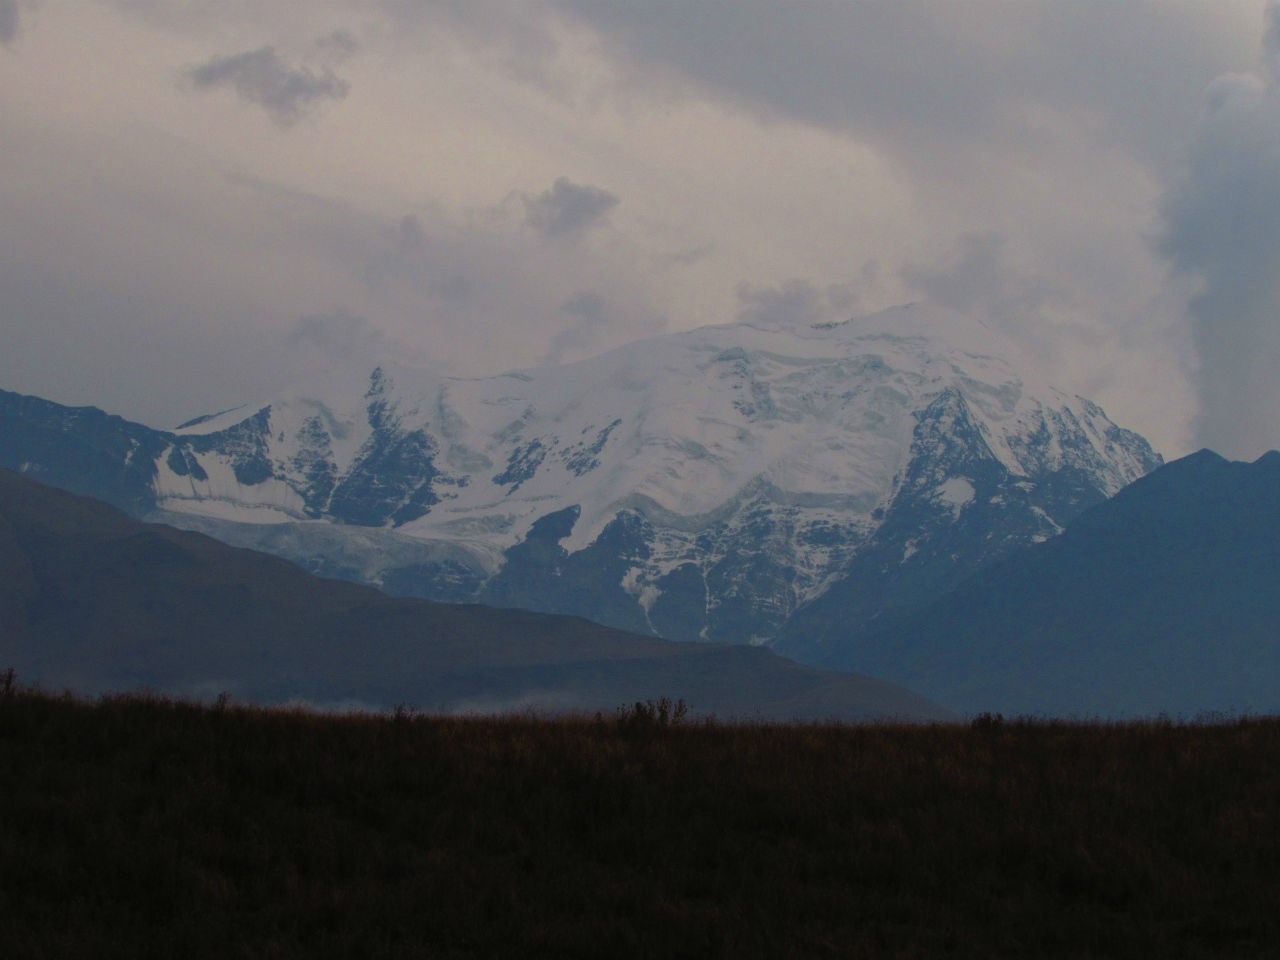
[0,303,1161,657]
[0,389,169,514]
[837,449,1280,717]
[0,469,951,721]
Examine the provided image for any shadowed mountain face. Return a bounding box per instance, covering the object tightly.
[0,469,952,721]
[0,390,170,515]
[831,450,1280,718]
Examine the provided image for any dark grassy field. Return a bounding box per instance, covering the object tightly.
[2,675,1278,959]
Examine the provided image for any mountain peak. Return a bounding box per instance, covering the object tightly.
[1,306,1163,655]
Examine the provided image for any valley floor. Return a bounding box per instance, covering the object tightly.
[1,679,1277,958]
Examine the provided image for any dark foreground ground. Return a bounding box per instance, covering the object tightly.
[2,677,1278,959]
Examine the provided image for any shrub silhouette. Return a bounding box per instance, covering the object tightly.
[616,696,688,733]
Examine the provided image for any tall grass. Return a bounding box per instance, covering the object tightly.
[1,680,1277,958]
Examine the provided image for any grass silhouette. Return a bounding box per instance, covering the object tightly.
[2,677,1277,958]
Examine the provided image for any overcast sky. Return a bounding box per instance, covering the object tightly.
[2,1,1278,460]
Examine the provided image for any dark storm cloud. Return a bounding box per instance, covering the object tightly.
[184,43,352,127]
[0,0,19,46]
[522,177,619,239]
[1158,3,1280,458]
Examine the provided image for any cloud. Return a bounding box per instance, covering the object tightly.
[660,245,714,268]
[393,213,428,253]
[542,291,611,364]
[1158,3,1280,459]
[243,188,666,376]
[902,234,1009,316]
[288,309,384,363]
[316,28,359,60]
[555,2,1242,180]
[522,176,619,239]
[0,0,19,46]
[184,41,353,127]
[359,212,473,305]
[735,278,863,330]
[900,233,1063,334]
[541,0,1228,454]
[2,0,1246,455]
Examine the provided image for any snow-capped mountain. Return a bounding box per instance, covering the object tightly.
[1,303,1162,660]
